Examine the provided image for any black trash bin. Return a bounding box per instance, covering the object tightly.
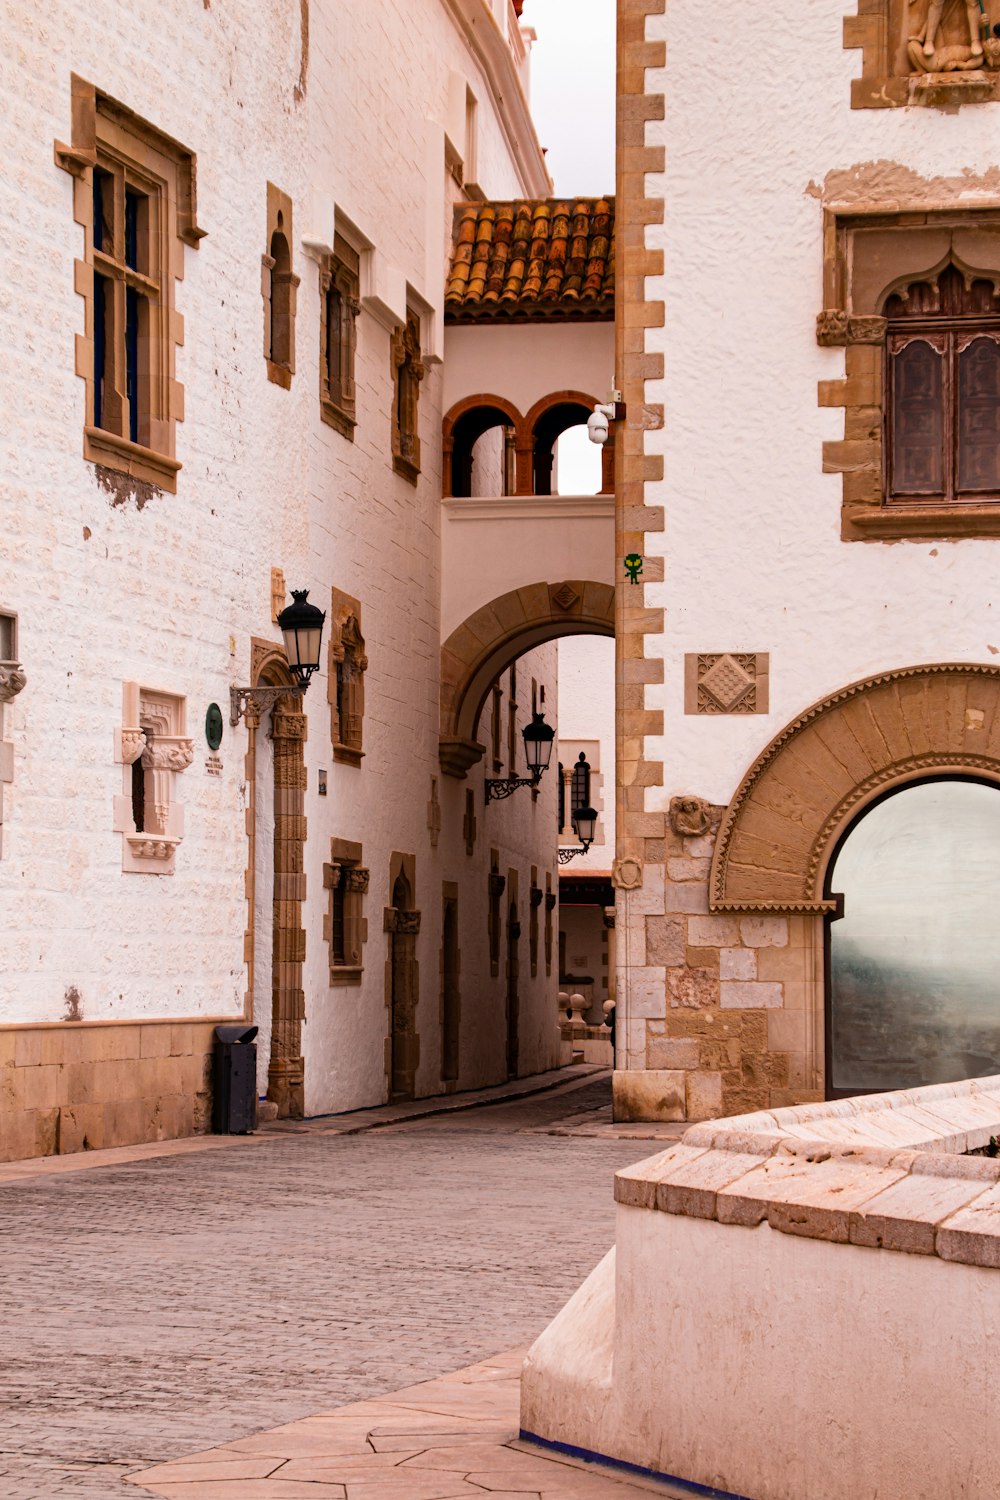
[212,1024,259,1134]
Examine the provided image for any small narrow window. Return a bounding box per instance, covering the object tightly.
[131,757,145,833]
[390,308,424,482]
[571,752,591,820]
[262,185,299,388]
[331,878,346,966]
[319,236,359,438]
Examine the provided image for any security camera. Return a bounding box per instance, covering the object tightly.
[587,403,615,445]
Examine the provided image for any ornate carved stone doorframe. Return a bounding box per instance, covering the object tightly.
[242,638,309,1119]
[385,852,420,1102]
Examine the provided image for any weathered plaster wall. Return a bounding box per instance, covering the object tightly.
[443,323,614,417]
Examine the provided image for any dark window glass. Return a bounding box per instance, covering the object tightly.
[93,273,109,429]
[131,758,145,833]
[331,880,346,966]
[125,285,141,444]
[570,754,591,818]
[326,284,342,390]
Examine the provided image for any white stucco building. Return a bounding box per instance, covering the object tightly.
[0,0,614,1158]
[612,0,1000,1121]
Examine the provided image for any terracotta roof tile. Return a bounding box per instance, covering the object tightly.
[445,198,614,322]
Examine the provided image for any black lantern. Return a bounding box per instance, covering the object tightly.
[572,803,598,851]
[522,711,555,781]
[277,590,326,687]
[485,711,556,802]
[230,587,327,726]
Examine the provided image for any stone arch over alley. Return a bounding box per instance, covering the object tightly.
[439,579,615,777]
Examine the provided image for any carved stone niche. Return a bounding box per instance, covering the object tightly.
[113,681,193,874]
[847,0,1000,109]
[669,796,718,839]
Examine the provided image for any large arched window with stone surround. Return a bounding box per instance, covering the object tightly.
[887,265,1000,505]
[825,777,1000,1098]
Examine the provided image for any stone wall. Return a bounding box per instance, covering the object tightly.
[0,1020,219,1163]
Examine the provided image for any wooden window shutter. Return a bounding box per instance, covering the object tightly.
[890,336,946,497]
[957,335,1000,495]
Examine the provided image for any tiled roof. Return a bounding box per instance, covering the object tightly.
[445,198,614,322]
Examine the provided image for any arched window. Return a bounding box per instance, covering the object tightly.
[826,778,1000,1097]
[448,405,516,497]
[887,264,1000,504]
[268,229,293,369]
[262,186,299,388]
[570,751,591,822]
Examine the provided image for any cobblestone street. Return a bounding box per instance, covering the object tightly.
[0,1075,655,1499]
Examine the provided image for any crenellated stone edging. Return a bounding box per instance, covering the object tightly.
[614,1075,1000,1267]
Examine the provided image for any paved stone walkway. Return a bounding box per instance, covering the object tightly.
[127,1348,689,1499]
[0,1073,661,1499]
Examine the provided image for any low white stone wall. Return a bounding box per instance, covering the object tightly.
[521,1076,1000,1500]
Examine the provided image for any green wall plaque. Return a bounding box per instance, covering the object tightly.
[205,703,224,751]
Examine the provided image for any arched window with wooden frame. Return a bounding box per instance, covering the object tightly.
[262,183,299,389]
[886,264,1000,506]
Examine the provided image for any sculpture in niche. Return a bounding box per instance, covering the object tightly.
[907,0,996,71]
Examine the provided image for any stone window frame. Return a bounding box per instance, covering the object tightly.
[390,306,425,483]
[319,233,360,439]
[322,837,369,986]
[819,206,1000,541]
[263,182,299,389]
[845,0,1000,110]
[56,75,204,495]
[327,587,367,766]
[113,681,193,874]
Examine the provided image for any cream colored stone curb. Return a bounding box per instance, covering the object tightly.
[613,1074,1000,1266]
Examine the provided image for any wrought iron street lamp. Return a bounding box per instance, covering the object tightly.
[485,711,555,802]
[230,589,327,725]
[558,802,598,863]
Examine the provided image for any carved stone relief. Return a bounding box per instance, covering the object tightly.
[669,796,718,839]
[847,0,1000,108]
[684,653,770,716]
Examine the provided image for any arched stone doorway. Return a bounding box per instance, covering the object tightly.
[708,662,1000,1099]
[825,777,1000,1097]
[711,663,1000,912]
[245,642,308,1119]
[439,579,615,776]
[385,855,420,1102]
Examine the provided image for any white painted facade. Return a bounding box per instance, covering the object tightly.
[644,2,1000,807]
[1,0,568,1119]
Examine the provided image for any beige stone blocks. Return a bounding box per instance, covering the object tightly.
[613,1068,686,1123]
[0,1018,223,1163]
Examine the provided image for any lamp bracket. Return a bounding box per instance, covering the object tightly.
[230,683,305,726]
[558,845,591,864]
[484,773,540,804]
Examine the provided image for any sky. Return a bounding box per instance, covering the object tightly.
[519,1,616,491]
[520,0,616,198]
